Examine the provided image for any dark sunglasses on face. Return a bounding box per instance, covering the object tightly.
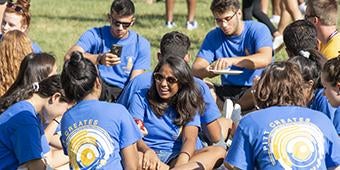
[153,72,178,85]
[215,11,237,24]
[6,2,24,14]
[111,18,132,29]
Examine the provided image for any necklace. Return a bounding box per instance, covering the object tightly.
[327,30,338,42]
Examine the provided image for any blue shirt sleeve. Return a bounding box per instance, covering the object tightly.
[11,111,49,165]
[76,28,102,54]
[333,108,340,135]
[225,120,254,169]
[128,92,146,120]
[196,28,220,63]
[195,78,221,124]
[133,36,151,70]
[118,105,143,149]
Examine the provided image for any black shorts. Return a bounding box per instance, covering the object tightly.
[213,84,250,102]
[99,80,123,103]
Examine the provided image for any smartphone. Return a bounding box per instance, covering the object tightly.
[110,44,122,58]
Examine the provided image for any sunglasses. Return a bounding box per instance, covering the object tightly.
[111,18,132,29]
[7,2,24,14]
[215,11,237,24]
[153,72,178,85]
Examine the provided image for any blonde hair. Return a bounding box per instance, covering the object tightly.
[0,30,32,96]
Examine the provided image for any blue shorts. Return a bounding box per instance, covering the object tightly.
[155,150,179,164]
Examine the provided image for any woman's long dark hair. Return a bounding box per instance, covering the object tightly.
[2,53,56,99]
[61,51,98,102]
[0,75,68,113]
[147,56,205,126]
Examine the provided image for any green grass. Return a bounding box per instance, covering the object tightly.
[29,0,288,73]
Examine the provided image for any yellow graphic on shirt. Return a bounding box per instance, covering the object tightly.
[66,125,114,170]
[268,122,325,169]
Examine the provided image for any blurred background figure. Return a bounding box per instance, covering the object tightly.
[165,0,198,30]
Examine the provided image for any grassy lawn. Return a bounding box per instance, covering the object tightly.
[29,0,287,73]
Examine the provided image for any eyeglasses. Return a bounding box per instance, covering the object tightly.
[215,11,237,24]
[6,2,24,14]
[111,18,132,29]
[153,72,178,85]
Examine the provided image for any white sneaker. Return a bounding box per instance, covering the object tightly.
[231,103,242,127]
[299,2,306,15]
[186,21,198,30]
[223,99,234,119]
[165,21,176,28]
[273,35,284,52]
[270,15,280,26]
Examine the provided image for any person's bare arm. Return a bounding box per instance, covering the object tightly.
[192,47,272,79]
[121,143,139,170]
[210,47,272,70]
[192,57,217,79]
[130,69,145,80]
[174,126,198,167]
[65,45,121,66]
[20,159,46,170]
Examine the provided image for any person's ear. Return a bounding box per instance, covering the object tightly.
[336,82,340,95]
[21,24,28,33]
[130,17,136,26]
[107,13,111,22]
[307,80,314,88]
[49,93,62,104]
[183,53,191,63]
[157,52,161,61]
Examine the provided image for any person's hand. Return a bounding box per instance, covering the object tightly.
[209,58,234,71]
[98,53,121,66]
[142,149,162,170]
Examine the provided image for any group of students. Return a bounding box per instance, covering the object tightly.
[0,0,340,169]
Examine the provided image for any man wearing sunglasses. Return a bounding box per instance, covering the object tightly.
[305,0,339,60]
[65,0,151,102]
[192,0,273,113]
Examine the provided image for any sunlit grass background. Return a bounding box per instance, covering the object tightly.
[29,0,302,77]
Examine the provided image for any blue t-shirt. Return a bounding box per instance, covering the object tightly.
[197,21,272,86]
[117,72,221,124]
[76,26,151,88]
[60,100,142,170]
[0,101,50,169]
[128,89,201,152]
[226,106,340,169]
[309,88,336,120]
[333,108,340,135]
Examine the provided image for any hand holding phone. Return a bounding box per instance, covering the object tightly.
[111,44,122,58]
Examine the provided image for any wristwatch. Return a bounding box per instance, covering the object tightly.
[0,0,7,5]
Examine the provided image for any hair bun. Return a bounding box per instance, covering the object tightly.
[16,0,30,11]
[69,51,84,65]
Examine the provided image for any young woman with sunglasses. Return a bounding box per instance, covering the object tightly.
[65,0,151,103]
[1,0,41,52]
[128,56,226,169]
[60,51,141,169]
[0,75,71,169]
[225,61,340,169]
